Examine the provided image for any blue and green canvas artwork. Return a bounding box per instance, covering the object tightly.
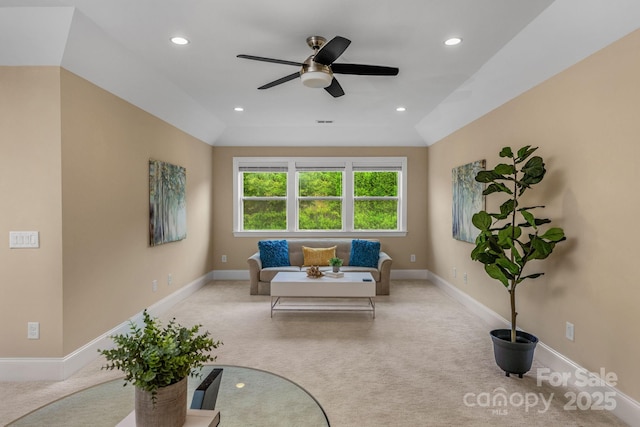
[149,159,187,246]
[452,160,485,243]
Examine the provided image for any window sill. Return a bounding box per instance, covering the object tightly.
[233,230,408,238]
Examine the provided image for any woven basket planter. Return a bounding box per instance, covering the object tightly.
[135,376,187,427]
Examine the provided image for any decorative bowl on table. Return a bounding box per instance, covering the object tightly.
[306,266,324,278]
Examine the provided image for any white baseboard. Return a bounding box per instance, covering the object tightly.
[212,269,249,281]
[427,270,640,427]
[427,270,507,330]
[390,269,429,280]
[0,271,214,382]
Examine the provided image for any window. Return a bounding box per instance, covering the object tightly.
[353,169,398,230]
[297,170,343,230]
[234,157,407,236]
[241,170,287,230]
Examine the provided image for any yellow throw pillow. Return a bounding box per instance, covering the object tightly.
[302,246,336,266]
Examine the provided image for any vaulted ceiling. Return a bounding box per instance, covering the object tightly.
[1,0,639,147]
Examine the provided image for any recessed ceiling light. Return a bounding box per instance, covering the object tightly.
[396,107,406,112]
[444,37,462,46]
[171,36,190,45]
[236,382,245,389]
[234,107,244,112]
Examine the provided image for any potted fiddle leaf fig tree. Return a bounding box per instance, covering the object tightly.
[471,146,566,377]
[99,309,222,427]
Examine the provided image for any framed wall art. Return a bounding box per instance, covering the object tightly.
[452,159,485,243]
[149,159,186,246]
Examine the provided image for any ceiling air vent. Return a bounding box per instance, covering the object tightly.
[316,120,334,124]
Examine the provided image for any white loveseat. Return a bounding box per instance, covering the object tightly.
[247,239,392,296]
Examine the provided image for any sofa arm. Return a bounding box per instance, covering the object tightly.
[377,251,392,295]
[247,252,262,295]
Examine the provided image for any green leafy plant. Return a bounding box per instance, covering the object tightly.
[329,257,343,267]
[98,310,222,402]
[471,146,566,343]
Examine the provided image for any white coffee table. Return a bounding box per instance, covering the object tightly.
[270,272,376,318]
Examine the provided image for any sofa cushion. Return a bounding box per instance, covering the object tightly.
[302,246,336,266]
[287,239,352,266]
[258,240,290,268]
[349,239,380,268]
[260,266,302,282]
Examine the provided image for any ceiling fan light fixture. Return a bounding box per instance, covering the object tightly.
[301,59,333,88]
[237,35,399,97]
[301,71,333,88]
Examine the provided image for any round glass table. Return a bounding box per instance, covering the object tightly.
[8,365,330,427]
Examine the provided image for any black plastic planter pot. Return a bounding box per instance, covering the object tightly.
[490,329,538,378]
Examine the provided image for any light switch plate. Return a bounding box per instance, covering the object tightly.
[9,231,39,248]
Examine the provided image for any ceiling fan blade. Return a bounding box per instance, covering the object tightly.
[257,72,301,90]
[313,36,351,65]
[324,78,345,98]
[332,63,399,76]
[237,54,303,67]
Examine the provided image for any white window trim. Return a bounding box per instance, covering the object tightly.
[233,157,408,237]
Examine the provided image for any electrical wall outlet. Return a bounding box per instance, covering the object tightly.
[221,255,227,263]
[167,274,172,286]
[152,280,158,292]
[28,322,40,339]
[566,322,575,341]
[463,273,468,284]
[453,267,457,278]
[410,254,416,262]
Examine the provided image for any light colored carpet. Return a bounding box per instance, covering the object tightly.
[1,280,627,426]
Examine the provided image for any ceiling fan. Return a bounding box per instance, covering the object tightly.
[237,36,399,98]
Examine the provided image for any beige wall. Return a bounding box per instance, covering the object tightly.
[0,68,215,357]
[0,67,64,356]
[211,146,429,271]
[426,29,640,400]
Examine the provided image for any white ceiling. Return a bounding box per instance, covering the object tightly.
[1,0,639,147]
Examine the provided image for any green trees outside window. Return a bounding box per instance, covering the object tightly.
[298,171,343,230]
[242,172,287,230]
[354,171,398,230]
[237,158,405,233]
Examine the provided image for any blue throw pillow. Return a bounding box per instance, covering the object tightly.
[350,240,380,268]
[258,240,290,268]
